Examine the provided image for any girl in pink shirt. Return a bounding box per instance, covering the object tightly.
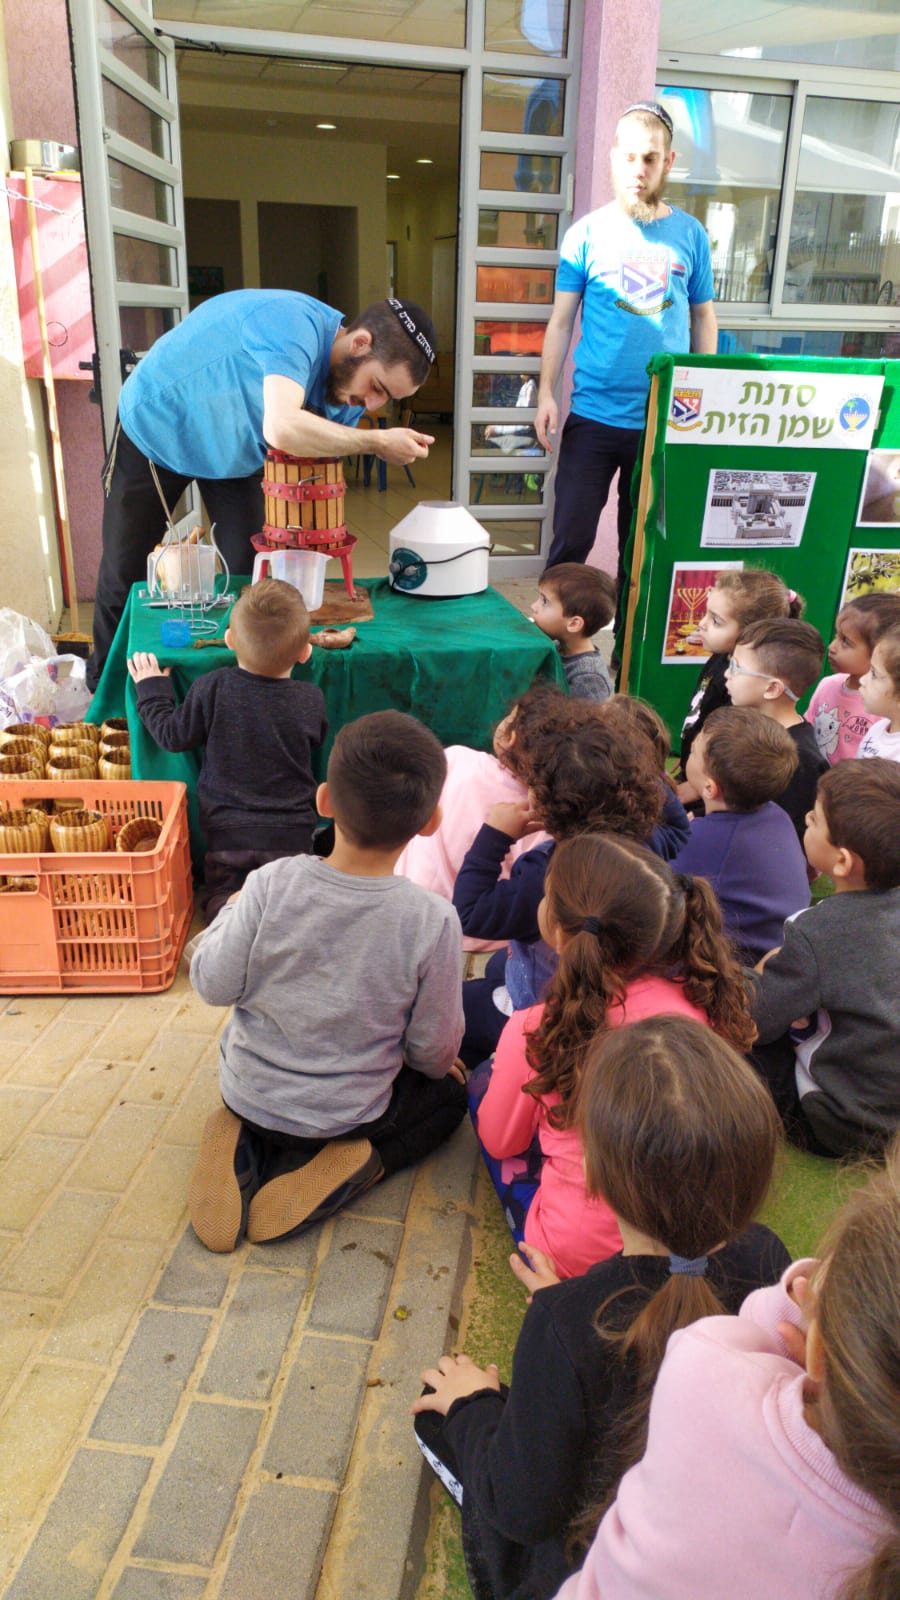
[805,592,900,764]
[469,832,757,1278]
[553,1137,900,1600]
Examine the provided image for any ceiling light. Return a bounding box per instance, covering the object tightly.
[316,122,337,131]
[387,173,400,181]
[416,157,433,165]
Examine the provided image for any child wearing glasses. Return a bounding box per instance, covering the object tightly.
[724,618,828,840]
[671,706,810,963]
[676,569,803,808]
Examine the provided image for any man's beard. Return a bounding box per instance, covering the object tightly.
[615,172,669,222]
[326,351,367,405]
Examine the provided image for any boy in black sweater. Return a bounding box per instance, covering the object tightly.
[128,578,327,919]
[724,616,828,840]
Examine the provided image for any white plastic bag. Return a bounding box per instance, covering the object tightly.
[0,608,55,679]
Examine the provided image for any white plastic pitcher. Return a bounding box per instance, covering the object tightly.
[251,548,328,610]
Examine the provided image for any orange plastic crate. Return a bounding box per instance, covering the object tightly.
[0,781,193,993]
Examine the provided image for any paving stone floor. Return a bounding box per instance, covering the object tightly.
[0,957,482,1600]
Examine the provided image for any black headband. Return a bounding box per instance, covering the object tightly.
[620,100,674,138]
[386,297,436,366]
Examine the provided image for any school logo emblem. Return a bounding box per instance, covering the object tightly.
[670,388,703,430]
[838,396,871,434]
[616,253,672,315]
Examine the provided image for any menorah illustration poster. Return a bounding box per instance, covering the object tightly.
[662,562,742,663]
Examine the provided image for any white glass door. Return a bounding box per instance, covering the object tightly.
[69,0,189,445]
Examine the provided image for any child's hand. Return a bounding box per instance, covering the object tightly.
[754,946,782,974]
[487,799,541,839]
[411,1353,501,1417]
[509,1242,560,1301]
[777,1273,811,1367]
[447,1057,467,1086]
[127,651,170,682]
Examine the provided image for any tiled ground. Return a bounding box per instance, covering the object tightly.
[0,960,483,1600]
[4,437,560,1598]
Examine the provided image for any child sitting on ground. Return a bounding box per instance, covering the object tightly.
[467,833,757,1277]
[552,1137,900,1600]
[413,1016,787,1600]
[188,711,467,1252]
[724,617,828,838]
[393,683,571,938]
[453,700,665,1067]
[677,568,803,806]
[750,758,900,1157]
[858,620,900,761]
[805,591,900,763]
[530,562,616,702]
[128,578,326,920]
[607,693,691,860]
[672,706,810,962]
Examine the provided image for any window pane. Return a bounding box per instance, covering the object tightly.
[155,0,465,48]
[119,306,178,355]
[108,159,173,225]
[475,319,546,354]
[482,74,565,136]
[96,0,163,90]
[103,79,170,161]
[655,86,791,304]
[478,209,559,249]
[480,151,562,194]
[471,470,546,505]
[473,371,538,406]
[484,0,569,57]
[719,327,900,361]
[114,233,178,287]
[483,517,544,555]
[472,422,543,457]
[659,3,900,72]
[784,97,900,306]
[476,265,554,304]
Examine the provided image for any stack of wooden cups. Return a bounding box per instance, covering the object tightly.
[0,719,132,780]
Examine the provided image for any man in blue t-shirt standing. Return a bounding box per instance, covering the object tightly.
[88,293,437,690]
[536,101,717,595]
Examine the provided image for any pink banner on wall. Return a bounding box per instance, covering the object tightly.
[7,174,93,380]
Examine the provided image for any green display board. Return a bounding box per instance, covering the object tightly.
[621,353,900,747]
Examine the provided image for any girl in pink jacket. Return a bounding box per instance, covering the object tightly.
[470,832,757,1277]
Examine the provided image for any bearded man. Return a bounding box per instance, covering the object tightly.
[536,101,717,586]
[87,293,436,689]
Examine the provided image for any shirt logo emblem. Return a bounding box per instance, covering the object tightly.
[616,253,672,315]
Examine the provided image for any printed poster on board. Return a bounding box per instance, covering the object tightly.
[700,468,816,549]
[662,561,743,664]
[666,367,883,451]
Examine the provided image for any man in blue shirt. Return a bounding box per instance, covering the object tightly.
[88,292,437,689]
[535,103,717,595]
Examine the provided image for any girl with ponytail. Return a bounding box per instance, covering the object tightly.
[551,1135,900,1600]
[412,1015,788,1600]
[468,831,756,1278]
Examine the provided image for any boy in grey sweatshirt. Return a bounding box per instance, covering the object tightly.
[189,711,467,1251]
[750,758,900,1157]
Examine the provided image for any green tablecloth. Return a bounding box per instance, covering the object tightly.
[89,578,565,861]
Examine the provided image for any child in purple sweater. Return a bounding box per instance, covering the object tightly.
[553,1136,900,1600]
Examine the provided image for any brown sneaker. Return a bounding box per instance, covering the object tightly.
[246,1138,383,1243]
[188,1107,257,1253]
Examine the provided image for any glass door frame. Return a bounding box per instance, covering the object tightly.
[148,0,584,573]
[69,0,189,447]
[657,51,900,346]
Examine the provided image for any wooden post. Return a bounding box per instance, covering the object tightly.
[23,167,80,632]
[618,373,659,693]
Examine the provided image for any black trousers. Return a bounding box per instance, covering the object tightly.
[545,412,642,604]
[87,421,264,690]
[233,1065,468,1182]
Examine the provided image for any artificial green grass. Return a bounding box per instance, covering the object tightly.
[417,1143,861,1600]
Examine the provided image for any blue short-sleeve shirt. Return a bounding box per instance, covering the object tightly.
[119,290,361,478]
[557,202,714,429]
